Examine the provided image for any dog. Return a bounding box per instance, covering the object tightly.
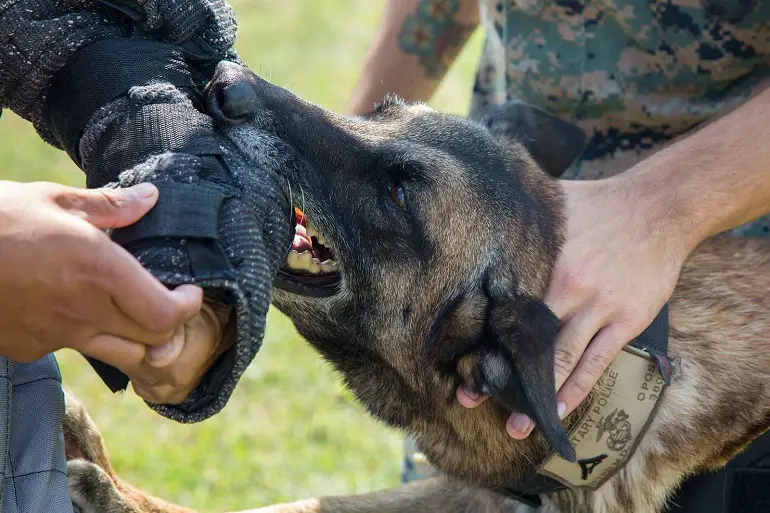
[64,61,770,513]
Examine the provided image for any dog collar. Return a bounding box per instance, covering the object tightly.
[495,304,673,508]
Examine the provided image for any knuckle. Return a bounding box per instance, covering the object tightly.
[593,288,618,310]
[149,306,183,335]
[165,390,189,405]
[87,238,117,276]
[556,269,588,297]
[617,305,644,331]
[553,348,577,378]
[153,385,185,405]
[584,350,612,375]
[97,188,126,211]
[566,376,593,399]
[51,186,85,212]
[36,181,66,197]
[135,386,163,404]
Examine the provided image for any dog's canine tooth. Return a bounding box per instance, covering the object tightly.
[309,258,322,274]
[307,224,319,239]
[316,233,327,246]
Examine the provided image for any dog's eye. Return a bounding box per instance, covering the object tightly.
[390,185,406,209]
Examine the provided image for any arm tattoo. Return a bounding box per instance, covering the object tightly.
[398,0,476,78]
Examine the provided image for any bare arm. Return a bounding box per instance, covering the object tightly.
[347,0,480,115]
[624,87,770,252]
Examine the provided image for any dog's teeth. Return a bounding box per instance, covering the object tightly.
[297,251,312,268]
[316,233,327,246]
[320,260,338,272]
[307,224,319,239]
[286,250,338,275]
[286,250,313,271]
[286,251,302,270]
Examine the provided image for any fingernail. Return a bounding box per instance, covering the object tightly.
[508,414,532,435]
[174,284,203,304]
[130,182,158,199]
[146,326,184,367]
[147,340,175,361]
[558,401,567,419]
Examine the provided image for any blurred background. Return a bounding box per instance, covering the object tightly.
[0,1,483,510]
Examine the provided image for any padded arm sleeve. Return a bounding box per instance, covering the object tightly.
[0,0,238,140]
[1,2,293,422]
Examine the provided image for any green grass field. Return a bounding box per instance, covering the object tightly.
[0,2,483,510]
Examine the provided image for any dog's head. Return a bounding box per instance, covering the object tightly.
[206,62,586,486]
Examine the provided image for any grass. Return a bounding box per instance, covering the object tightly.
[0,1,484,510]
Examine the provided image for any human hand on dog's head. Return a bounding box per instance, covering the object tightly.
[458,172,691,440]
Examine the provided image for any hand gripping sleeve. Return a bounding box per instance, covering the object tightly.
[41,38,293,422]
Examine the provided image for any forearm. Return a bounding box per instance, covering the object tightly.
[617,86,770,253]
[1,1,287,424]
[347,0,479,115]
[0,0,237,146]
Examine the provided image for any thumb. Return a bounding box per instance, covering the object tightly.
[60,183,160,230]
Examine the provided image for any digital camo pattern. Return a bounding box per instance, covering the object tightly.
[471,0,770,235]
[404,0,770,484]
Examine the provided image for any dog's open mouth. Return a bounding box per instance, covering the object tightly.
[274,207,341,297]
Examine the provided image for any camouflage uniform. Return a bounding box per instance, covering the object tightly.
[403,0,770,485]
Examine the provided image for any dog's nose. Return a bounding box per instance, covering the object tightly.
[218,81,260,120]
[206,62,261,125]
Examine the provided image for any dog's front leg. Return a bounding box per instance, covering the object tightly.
[232,477,521,513]
[68,458,197,513]
[63,390,197,513]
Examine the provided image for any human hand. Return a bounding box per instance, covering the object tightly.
[457,175,693,438]
[0,180,202,363]
[122,301,235,405]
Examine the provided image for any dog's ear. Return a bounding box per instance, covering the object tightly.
[460,281,576,462]
[474,100,587,178]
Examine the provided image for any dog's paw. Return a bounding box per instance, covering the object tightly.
[68,459,135,513]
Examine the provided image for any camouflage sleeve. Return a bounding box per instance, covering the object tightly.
[0,0,238,145]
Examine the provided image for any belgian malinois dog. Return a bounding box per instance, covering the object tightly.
[64,61,770,513]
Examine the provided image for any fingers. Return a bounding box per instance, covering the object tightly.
[551,310,609,392]
[54,183,160,230]
[78,333,148,373]
[144,324,186,368]
[53,181,203,342]
[507,412,536,439]
[499,276,613,439]
[456,386,488,408]
[504,321,632,440]
[98,241,203,341]
[79,304,227,407]
[132,304,225,405]
[555,323,630,418]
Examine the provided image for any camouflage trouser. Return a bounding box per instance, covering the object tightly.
[401,144,770,485]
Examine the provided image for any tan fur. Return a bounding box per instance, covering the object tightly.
[62,65,770,512]
[63,390,195,513]
[64,237,770,513]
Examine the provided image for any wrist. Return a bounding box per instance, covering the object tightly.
[605,170,704,260]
